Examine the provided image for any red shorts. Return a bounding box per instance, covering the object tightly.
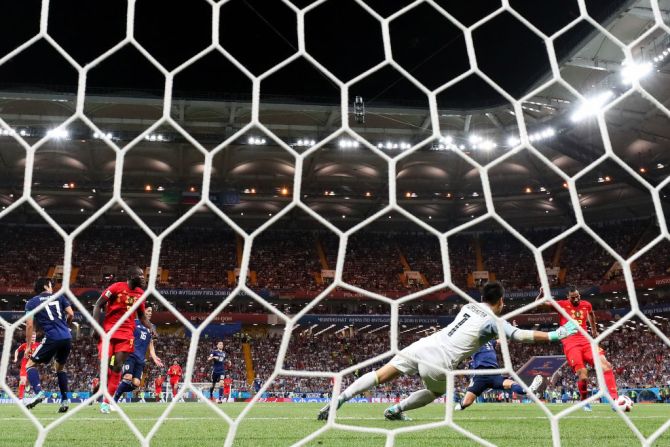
[155,388,162,395]
[564,341,605,372]
[97,337,135,360]
[223,387,231,395]
[170,377,179,384]
[20,358,28,377]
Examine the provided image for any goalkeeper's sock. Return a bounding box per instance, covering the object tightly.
[604,369,618,400]
[578,378,588,400]
[510,384,526,395]
[339,371,379,405]
[397,389,437,412]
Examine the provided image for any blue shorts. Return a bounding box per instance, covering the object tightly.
[122,356,146,380]
[466,372,507,396]
[31,338,71,365]
[212,372,224,383]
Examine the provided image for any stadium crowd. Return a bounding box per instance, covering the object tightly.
[0,219,667,294]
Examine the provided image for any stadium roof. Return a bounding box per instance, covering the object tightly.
[0,0,669,232]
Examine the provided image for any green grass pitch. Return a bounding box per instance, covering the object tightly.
[0,402,668,446]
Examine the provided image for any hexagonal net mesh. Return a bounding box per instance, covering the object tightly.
[0,0,669,446]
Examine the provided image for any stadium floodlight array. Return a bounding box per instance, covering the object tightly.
[145,133,166,142]
[0,128,28,137]
[293,138,316,147]
[338,137,360,148]
[247,136,267,145]
[621,61,654,85]
[92,131,114,140]
[570,90,616,122]
[0,0,669,446]
[376,141,412,150]
[45,127,70,140]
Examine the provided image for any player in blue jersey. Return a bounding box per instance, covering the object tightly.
[112,306,163,403]
[207,341,226,402]
[454,339,544,410]
[23,278,74,413]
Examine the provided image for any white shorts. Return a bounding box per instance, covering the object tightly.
[389,338,449,395]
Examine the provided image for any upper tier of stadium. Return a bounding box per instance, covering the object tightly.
[0,0,668,231]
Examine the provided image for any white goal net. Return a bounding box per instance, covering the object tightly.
[1,0,669,446]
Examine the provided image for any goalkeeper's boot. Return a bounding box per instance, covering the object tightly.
[582,403,592,412]
[454,402,464,411]
[100,402,111,414]
[25,391,45,410]
[58,399,69,413]
[384,404,412,421]
[529,375,544,395]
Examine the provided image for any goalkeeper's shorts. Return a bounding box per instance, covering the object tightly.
[389,339,448,395]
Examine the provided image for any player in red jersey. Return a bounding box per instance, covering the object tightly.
[13,333,40,400]
[167,360,182,401]
[222,375,233,402]
[92,266,152,413]
[154,375,165,402]
[537,285,618,411]
[89,377,100,405]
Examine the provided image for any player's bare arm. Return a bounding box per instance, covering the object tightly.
[24,317,35,357]
[14,347,19,363]
[64,304,74,325]
[149,339,163,367]
[588,310,599,338]
[91,294,106,337]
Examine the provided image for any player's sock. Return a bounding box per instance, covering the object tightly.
[209,385,215,399]
[510,384,526,395]
[603,369,618,400]
[107,370,121,403]
[26,367,42,394]
[114,379,135,402]
[578,378,588,400]
[397,389,437,412]
[339,371,378,405]
[56,371,69,401]
[18,383,25,399]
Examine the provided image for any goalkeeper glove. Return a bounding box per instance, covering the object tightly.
[548,320,578,341]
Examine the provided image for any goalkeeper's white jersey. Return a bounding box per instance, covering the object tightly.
[423,302,518,370]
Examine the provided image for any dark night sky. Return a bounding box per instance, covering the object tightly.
[0,0,627,109]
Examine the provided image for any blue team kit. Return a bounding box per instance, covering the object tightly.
[466,341,507,396]
[25,293,72,364]
[123,319,153,379]
[211,349,226,382]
